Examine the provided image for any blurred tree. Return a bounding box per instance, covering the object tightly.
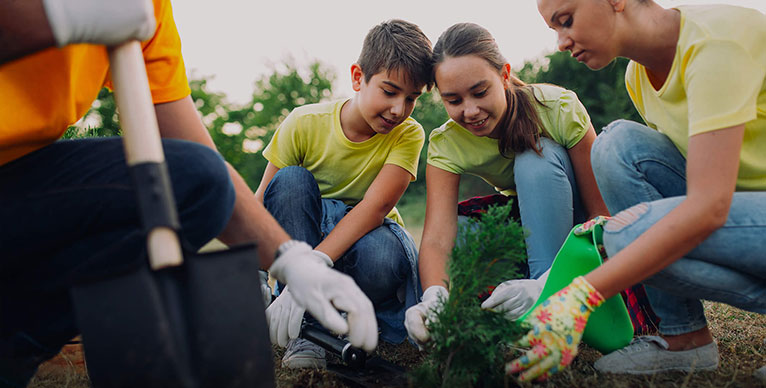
[65,60,335,190]
[517,51,642,132]
[195,60,335,188]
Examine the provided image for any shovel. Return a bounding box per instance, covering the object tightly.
[69,41,274,388]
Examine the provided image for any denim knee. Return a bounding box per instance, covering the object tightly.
[340,227,407,304]
[164,140,234,248]
[263,166,319,209]
[591,120,643,178]
[513,137,570,185]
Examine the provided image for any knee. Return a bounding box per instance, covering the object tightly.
[591,120,649,176]
[164,140,234,244]
[346,229,407,286]
[514,138,569,185]
[263,166,318,206]
[602,202,650,256]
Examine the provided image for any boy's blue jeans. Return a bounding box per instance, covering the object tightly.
[263,166,412,343]
[514,137,588,279]
[0,138,236,386]
[592,120,766,335]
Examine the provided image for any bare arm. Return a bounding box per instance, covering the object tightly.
[585,124,745,298]
[254,162,280,203]
[418,165,461,290]
[0,0,55,64]
[567,125,610,218]
[315,164,412,260]
[154,96,290,267]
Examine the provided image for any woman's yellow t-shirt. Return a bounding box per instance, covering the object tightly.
[262,99,425,226]
[0,0,190,166]
[427,83,591,196]
[626,5,766,190]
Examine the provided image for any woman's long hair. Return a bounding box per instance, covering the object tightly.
[433,22,547,157]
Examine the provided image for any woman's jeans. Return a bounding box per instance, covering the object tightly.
[592,120,766,335]
[0,138,236,386]
[514,137,588,279]
[263,166,413,343]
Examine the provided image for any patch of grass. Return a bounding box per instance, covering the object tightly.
[30,302,765,387]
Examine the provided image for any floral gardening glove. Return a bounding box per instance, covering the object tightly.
[573,216,610,236]
[507,276,605,382]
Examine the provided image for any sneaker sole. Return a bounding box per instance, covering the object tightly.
[599,362,718,375]
[282,357,327,369]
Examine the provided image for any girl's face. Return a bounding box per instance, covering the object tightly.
[537,0,621,70]
[434,55,509,138]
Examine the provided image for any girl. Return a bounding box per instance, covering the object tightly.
[510,0,766,381]
[405,22,609,345]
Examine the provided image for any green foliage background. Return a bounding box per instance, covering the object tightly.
[65,53,640,226]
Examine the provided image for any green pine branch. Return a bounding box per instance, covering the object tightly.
[412,202,528,387]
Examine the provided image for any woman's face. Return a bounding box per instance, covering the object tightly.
[434,55,509,138]
[537,0,621,70]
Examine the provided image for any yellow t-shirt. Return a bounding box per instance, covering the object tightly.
[0,0,190,166]
[262,99,425,226]
[626,5,766,190]
[427,83,591,196]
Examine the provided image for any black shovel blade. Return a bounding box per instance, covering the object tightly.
[185,244,274,388]
[71,243,275,388]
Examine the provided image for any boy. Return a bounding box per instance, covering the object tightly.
[256,19,433,369]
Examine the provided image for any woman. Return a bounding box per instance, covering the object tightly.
[510,0,766,381]
[404,22,609,346]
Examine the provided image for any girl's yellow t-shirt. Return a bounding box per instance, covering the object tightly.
[427,83,591,196]
[0,0,190,166]
[626,5,766,190]
[262,99,425,226]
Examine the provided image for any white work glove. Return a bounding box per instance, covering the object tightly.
[480,269,549,320]
[269,240,378,352]
[42,0,156,47]
[264,286,304,347]
[259,270,272,308]
[404,285,448,347]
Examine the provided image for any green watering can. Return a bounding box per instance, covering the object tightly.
[519,223,633,354]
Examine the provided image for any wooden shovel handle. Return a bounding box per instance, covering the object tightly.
[108,41,183,270]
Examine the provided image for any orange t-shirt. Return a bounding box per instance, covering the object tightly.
[0,0,190,166]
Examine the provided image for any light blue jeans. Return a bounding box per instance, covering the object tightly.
[263,166,416,343]
[592,120,766,335]
[514,137,588,279]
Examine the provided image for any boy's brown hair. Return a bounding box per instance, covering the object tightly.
[357,19,434,90]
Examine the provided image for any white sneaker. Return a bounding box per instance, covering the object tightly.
[282,338,326,369]
[594,336,718,374]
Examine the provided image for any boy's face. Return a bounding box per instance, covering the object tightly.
[352,66,424,135]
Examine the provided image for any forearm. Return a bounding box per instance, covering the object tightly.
[217,164,290,268]
[315,200,387,260]
[0,0,55,64]
[585,198,721,299]
[418,239,451,290]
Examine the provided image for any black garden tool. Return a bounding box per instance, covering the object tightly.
[300,322,409,388]
[69,41,274,388]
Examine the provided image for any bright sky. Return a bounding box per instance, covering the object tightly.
[173,0,766,104]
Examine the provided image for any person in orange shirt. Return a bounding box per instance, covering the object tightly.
[0,0,377,385]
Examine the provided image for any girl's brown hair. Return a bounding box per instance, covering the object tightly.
[433,22,547,156]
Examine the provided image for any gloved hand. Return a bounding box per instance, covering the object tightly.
[573,216,611,236]
[264,286,304,347]
[42,0,156,47]
[404,285,448,347]
[507,276,604,382]
[259,270,272,308]
[269,240,377,352]
[481,269,549,320]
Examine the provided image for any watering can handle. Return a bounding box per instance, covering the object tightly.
[108,41,183,270]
